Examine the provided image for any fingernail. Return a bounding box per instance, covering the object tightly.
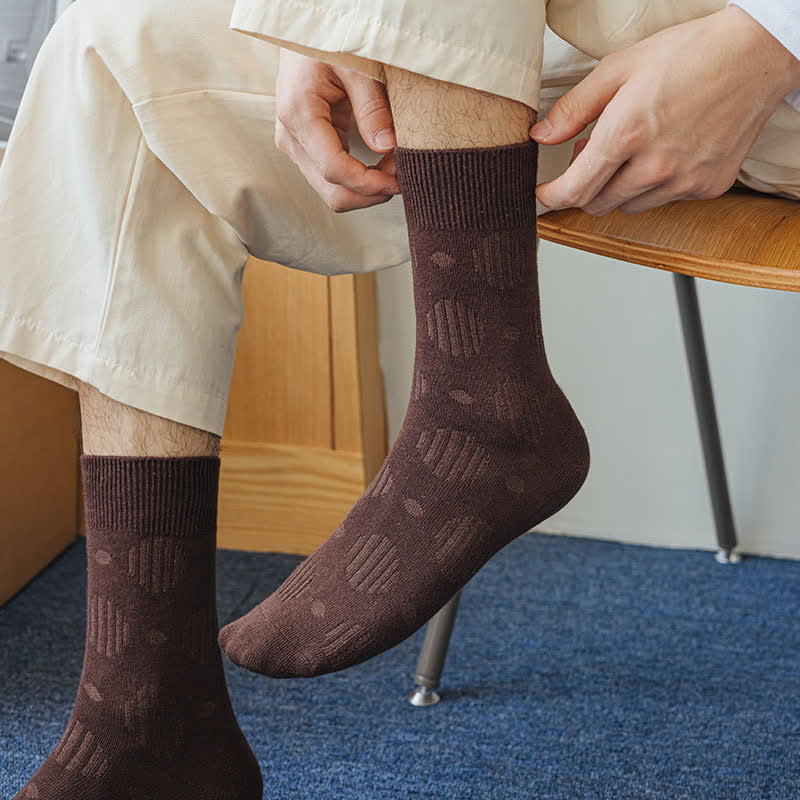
[530,119,552,142]
[375,128,396,149]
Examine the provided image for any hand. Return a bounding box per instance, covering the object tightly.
[530,5,800,216]
[274,49,400,212]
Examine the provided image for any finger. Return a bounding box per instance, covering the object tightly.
[339,71,397,153]
[535,129,627,211]
[581,159,669,216]
[334,125,351,152]
[286,92,399,196]
[278,122,395,212]
[617,182,689,215]
[334,117,399,181]
[376,150,397,178]
[530,57,624,145]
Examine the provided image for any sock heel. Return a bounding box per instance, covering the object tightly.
[534,385,591,520]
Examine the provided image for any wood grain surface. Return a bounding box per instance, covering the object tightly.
[538,187,800,292]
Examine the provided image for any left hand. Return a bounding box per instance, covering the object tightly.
[274,49,399,213]
[531,5,800,215]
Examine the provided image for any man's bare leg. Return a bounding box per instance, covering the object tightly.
[78,382,219,457]
[12,382,261,800]
[382,66,535,148]
[220,69,590,680]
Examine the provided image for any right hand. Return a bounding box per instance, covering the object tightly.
[274,49,400,212]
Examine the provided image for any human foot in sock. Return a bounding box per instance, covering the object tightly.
[220,142,589,679]
[13,457,262,800]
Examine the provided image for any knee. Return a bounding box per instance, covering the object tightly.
[36,0,189,104]
[30,0,135,84]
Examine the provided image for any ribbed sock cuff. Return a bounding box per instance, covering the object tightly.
[395,140,538,231]
[81,456,220,536]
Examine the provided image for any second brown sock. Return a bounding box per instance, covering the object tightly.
[220,140,590,679]
[13,457,262,800]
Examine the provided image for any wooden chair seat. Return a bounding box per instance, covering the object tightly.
[537,186,800,292]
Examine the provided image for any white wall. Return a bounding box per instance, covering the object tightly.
[376,161,800,562]
[537,244,800,560]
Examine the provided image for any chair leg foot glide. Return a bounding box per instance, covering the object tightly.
[407,685,442,707]
[715,547,743,565]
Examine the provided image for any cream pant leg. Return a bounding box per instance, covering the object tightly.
[0,0,411,435]
[231,0,800,200]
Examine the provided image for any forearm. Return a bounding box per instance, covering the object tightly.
[728,1,800,104]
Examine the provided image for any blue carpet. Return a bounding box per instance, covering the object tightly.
[1,533,798,799]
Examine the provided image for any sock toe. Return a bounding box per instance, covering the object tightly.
[219,606,318,678]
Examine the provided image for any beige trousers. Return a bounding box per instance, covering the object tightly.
[0,0,798,435]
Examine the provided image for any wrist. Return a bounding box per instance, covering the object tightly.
[720,4,800,96]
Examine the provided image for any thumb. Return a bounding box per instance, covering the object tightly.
[530,58,623,145]
[340,71,396,153]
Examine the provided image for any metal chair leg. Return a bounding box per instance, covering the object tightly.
[407,591,461,706]
[673,273,741,564]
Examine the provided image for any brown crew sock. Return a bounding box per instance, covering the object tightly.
[14,457,262,800]
[220,140,590,679]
